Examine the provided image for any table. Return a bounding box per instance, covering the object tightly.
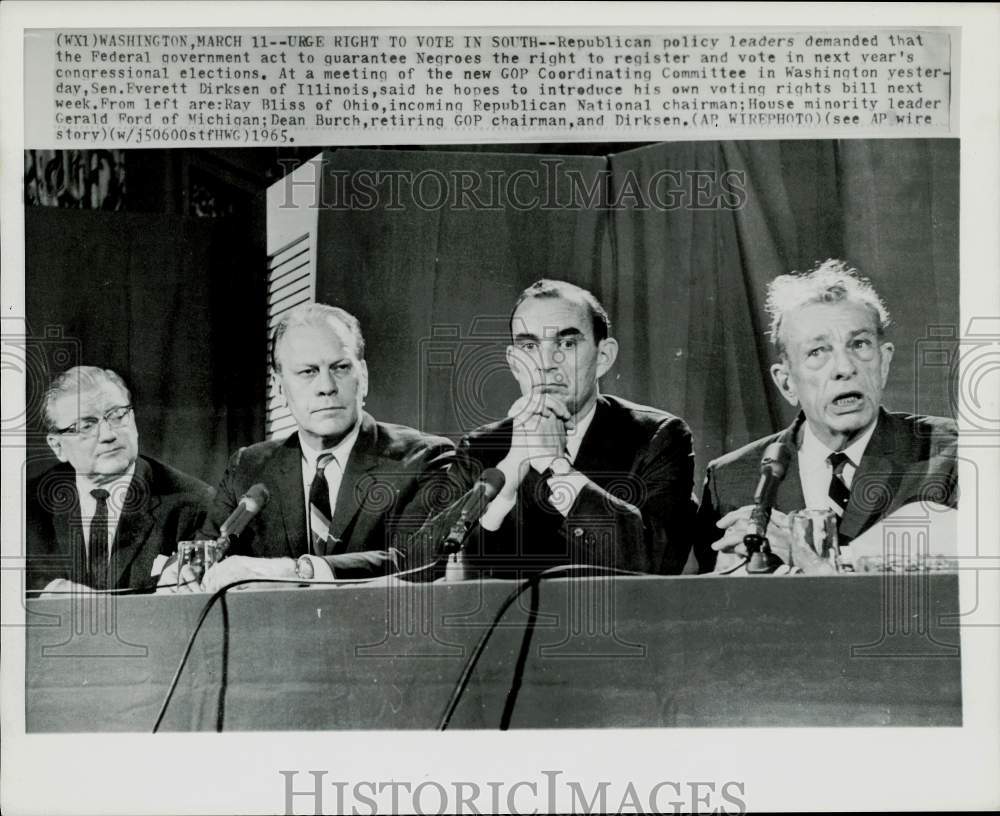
[25,574,962,731]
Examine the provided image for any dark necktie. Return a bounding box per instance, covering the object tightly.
[827,451,851,520]
[309,453,335,555]
[88,488,110,590]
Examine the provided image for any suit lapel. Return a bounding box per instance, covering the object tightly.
[265,435,307,557]
[571,396,616,476]
[775,447,806,513]
[107,458,159,588]
[771,413,806,513]
[330,414,381,549]
[839,410,898,542]
[51,473,86,583]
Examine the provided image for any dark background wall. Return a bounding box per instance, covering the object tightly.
[314,141,959,485]
[24,140,958,490]
[24,208,267,484]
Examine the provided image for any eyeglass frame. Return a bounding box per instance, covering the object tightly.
[50,404,134,437]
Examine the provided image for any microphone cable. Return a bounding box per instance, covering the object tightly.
[438,564,645,731]
[715,555,751,575]
[150,558,447,733]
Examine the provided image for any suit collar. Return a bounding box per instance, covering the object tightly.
[838,408,896,541]
[570,394,613,474]
[298,419,363,473]
[47,458,161,587]
[780,408,897,541]
[775,414,806,513]
[330,413,381,543]
[261,434,309,557]
[107,457,160,588]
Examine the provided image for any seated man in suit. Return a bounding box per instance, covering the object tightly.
[694,259,958,574]
[178,303,455,592]
[26,366,213,594]
[441,279,695,578]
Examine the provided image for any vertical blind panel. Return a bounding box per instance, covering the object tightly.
[265,232,315,440]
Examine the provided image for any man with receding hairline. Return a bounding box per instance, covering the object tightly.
[441,279,696,577]
[26,365,212,594]
[168,302,455,592]
[694,259,958,575]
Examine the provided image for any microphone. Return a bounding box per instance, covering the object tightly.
[441,468,506,555]
[746,441,792,539]
[744,437,793,574]
[217,483,270,548]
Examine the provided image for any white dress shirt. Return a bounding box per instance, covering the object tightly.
[75,464,136,558]
[480,401,598,530]
[797,418,879,513]
[297,423,362,580]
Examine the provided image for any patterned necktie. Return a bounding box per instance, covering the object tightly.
[827,451,851,519]
[309,453,335,555]
[88,488,110,590]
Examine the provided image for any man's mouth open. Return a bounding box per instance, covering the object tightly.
[830,391,865,412]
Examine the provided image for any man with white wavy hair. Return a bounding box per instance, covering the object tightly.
[695,259,958,575]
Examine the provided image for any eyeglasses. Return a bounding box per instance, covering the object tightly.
[52,405,133,437]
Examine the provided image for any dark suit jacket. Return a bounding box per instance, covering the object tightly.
[202,413,455,578]
[694,409,959,573]
[440,394,695,577]
[26,455,213,592]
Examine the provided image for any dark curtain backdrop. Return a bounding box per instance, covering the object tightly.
[317,141,958,487]
[24,140,957,493]
[25,208,266,485]
[315,149,612,441]
[609,139,958,476]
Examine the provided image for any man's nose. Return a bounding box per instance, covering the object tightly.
[831,345,857,379]
[314,368,338,394]
[537,342,561,370]
[96,416,117,441]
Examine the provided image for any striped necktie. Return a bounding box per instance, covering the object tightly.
[309,453,336,555]
[827,451,851,520]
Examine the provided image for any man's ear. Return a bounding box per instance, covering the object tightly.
[270,369,285,405]
[358,359,370,401]
[879,341,894,386]
[770,360,799,407]
[595,337,619,379]
[46,433,68,463]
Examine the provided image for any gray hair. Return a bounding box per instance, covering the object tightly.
[43,366,132,431]
[270,302,365,371]
[765,259,891,356]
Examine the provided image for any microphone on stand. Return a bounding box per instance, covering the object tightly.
[169,484,271,588]
[743,426,797,574]
[217,483,271,552]
[441,468,506,552]
[434,469,506,582]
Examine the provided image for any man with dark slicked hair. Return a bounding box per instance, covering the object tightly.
[441,279,696,578]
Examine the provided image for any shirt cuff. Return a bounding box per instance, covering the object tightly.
[546,470,587,517]
[300,554,335,581]
[480,493,517,531]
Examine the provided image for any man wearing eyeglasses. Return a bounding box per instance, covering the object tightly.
[26,366,213,595]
